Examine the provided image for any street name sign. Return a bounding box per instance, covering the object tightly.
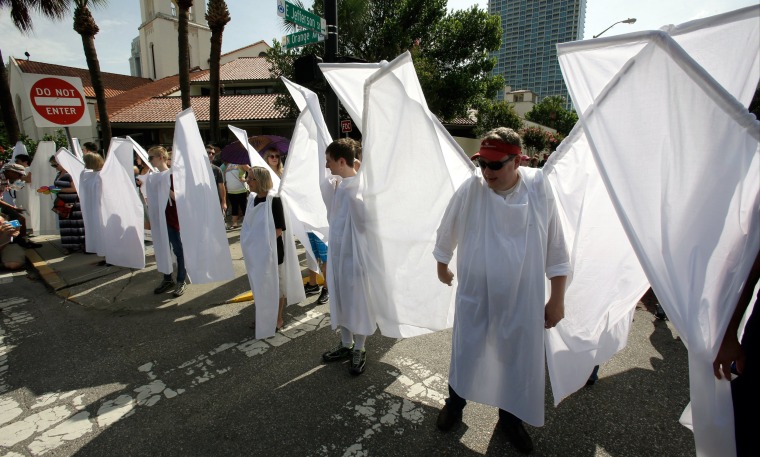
[283,29,324,49]
[22,74,91,128]
[277,0,326,35]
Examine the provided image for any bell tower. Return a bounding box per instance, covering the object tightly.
[134,0,211,80]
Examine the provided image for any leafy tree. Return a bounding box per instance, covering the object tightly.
[1,0,70,144]
[473,99,522,137]
[520,126,548,155]
[524,95,578,137]
[177,0,193,110]
[269,1,503,122]
[73,0,111,149]
[206,0,230,144]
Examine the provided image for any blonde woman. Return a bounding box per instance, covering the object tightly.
[262,148,283,177]
[240,166,288,337]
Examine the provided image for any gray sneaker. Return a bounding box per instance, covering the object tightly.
[322,341,354,362]
[349,349,367,375]
[172,281,187,297]
[154,279,175,294]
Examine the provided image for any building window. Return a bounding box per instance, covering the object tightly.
[170,2,176,16]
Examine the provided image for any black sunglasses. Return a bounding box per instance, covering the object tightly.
[477,156,515,170]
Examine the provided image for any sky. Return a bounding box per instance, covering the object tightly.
[1,0,758,76]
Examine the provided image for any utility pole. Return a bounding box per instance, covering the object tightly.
[324,0,339,139]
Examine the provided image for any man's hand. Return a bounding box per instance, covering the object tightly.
[544,296,564,328]
[713,332,745,380]
[437,262,454,286]
[1,220,20,244]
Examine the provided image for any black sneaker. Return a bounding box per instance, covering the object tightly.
[304,283,321,296]
[172,281,187,297]
[153,279,175,294]
[349,349,366,375]
[500,420,534,454]
[322,342,353,362]
[317,287,329,304]
[654,303,668,321]
[436,404,462,432]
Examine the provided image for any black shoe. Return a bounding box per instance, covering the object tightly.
[349,349,366,375]
[153,279,175,294]
[436,404,462,432]
[322,342,353,362]
[304,283,321,296]
[500,420,533,454]
[654,303,668,321]
[317,287,329,304]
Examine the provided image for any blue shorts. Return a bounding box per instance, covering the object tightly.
[307,232,328,263]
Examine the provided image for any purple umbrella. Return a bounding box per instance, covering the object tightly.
[220,135,290,165]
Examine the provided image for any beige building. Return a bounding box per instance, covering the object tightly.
[133,0,212,80]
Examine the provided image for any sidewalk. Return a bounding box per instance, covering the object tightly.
[22,230,271,312]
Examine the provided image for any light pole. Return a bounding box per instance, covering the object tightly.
[593,18,637,38]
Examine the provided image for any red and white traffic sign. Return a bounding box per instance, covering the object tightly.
[341,119,352,133]
[22,74,92,128]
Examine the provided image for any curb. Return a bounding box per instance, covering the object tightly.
[25,249,72,300]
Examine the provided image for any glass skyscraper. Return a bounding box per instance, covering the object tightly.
[489,0,586,106]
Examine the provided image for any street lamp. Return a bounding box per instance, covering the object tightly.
[593,18,637,38]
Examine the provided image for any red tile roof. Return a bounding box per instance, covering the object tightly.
[192,57,274,82]
[109,94,285,124]
[15,59,152,99]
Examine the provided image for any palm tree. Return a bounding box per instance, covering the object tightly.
[72,0,111,149]
[1,0,70,144]
[176,0,193,110]
[206,0,230,144]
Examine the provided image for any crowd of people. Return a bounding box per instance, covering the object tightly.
[0,126,755,456]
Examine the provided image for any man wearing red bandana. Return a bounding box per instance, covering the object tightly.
[433,127,571,454]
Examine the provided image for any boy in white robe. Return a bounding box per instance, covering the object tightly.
[433,127,570,454]
[320,138,372,376]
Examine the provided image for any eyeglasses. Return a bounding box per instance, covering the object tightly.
[477,156,515,171]
[148,156,158,161]
[266,155,279,160]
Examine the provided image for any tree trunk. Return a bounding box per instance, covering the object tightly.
[178,4,191,110]
[208,30,223,144]
[0,49,21,144]
[80,34,112,150]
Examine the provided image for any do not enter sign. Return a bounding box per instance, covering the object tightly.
[23,74,92,128]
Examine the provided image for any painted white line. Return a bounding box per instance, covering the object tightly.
[276,365,325,390]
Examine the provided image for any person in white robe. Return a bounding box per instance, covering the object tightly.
[145,146,187,297]
[320,138,372,376]
[433,127,571,454]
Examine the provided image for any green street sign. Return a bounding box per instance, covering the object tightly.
[276,0,326,35]
[283,29,323,49]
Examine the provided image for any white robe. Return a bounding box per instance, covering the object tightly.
[241,194,305,339]
[326,176,375,336]
[433,168,570,426]
[145,170,172,275]
[29,142,59,236]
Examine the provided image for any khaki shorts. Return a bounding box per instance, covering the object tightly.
[1,243,25,268]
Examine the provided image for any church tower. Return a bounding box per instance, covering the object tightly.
[133,0,211,80]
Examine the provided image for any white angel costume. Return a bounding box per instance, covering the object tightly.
[434,167,570,426]
[144,170,173,275]
[326,176,375,337]
[241,193,305,339]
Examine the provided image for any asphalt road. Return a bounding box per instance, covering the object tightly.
[0,269,696,456]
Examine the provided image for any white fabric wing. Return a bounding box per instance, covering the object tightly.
[145,170,172,275]
[78,170,105,256]
[28,141,59,235]
[54,148,84,191]
[319,62,384,133]
[558,9,760,456]
[99,139,145,269]
[325,52,473,337]
[172,108,234,283]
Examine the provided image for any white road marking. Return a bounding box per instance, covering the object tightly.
[276,365,325,390]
